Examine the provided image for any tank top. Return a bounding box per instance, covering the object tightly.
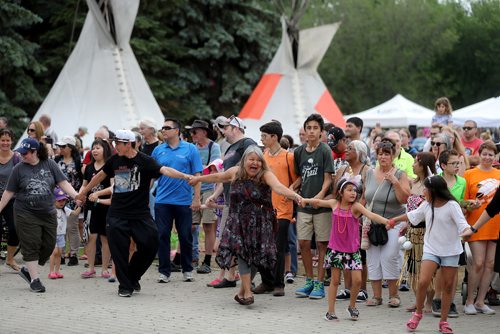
[328,205,361,253]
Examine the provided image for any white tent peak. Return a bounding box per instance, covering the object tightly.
[453,96,500,127]
[26,0,163,143]
[345,94,434,127]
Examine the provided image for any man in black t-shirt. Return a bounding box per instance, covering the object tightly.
[77,130,189,297]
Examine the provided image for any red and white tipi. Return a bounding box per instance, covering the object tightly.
[238,18,344,143]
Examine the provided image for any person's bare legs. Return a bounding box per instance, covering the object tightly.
[317,241,328,281]
[473,241,496,308]
[203,223,216,258]
[6,245,20,270]
[466,241,487,306]
[100,235,111,275]
[299,240,313,278]
[440,266,458,322]
[85,233,97,273]
[327,269,342,314]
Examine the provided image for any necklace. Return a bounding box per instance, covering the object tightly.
[337,204,351,234]
[269,146,282,156]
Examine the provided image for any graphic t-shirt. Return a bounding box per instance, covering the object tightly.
[7,159,67,213]
[294,142,334,214]
[461,137,483,156]
[102,152,162,219]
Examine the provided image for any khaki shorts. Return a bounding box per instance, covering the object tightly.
[296,211,332,242]
[216,205,230,241]
[192,189,217,225]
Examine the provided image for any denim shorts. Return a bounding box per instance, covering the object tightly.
[55,234,66,248]
[422,252,460,267]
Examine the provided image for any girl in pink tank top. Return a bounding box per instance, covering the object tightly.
[302,176,389,322]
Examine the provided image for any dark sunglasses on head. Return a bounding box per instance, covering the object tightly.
[228,115,241,128]
[377,141,394,149]
[161,126,177,131]
[27,128,36,133]
[431,141,447,147]
[462,126,475,131]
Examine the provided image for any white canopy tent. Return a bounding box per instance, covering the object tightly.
[453,97,500,127]
[24,0,163,144]
[345,94,434,128]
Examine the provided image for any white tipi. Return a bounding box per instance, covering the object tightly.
[30,0,163,139]
[238,16,344,143]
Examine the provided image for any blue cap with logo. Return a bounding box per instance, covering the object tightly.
[16,138,40,154]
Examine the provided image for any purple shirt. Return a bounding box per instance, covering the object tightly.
[328,206,361,253]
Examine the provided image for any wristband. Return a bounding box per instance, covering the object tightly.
[388,219,395,228]
[470,226,478,233]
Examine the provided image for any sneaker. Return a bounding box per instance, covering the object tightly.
[347,306,360,320]
[183,271,194,282]
[382,280,388,288]
[197,263,211,274]
[336,289,351,301]
[207,278,222,287]
[448,302,459,318]
[295,278,314,297]
[285,272,295,284]
[253,283,273,294]
[309,281,325,299]
[81,270,96,278]
[464,303,477,315]
[118,288,133,297]
[432,299,442,317]
[133,281,141,293]
[399,281,410,292]
[158,273,170,283]
[213,278,237,288]
[30,278,46,293]
[18,267,32,285]
[108,276,117,283]
[67,255,78,266]
[356,289,368,302]
[48,272,58,279]
[474,304,496,315]
[324,312,338,321]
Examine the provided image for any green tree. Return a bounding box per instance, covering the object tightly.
[0,0,45,136]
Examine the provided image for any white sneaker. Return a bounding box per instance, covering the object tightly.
[464,303,477,315]
[285,272,295,284]
[474,304,496,315]
[183,271,194,282]
[158,273,170,283]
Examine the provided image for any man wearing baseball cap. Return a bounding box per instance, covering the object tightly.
[77,129,191,297]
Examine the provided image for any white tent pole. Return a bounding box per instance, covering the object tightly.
[113,47,137,126]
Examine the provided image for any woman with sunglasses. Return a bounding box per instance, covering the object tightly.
[54,136,83,266]
[364,138,410,307]
[463,141,500,315]
[0,138,79,293]
[27,121,55,158]
[430,133,452,174]
[0,128,21,271]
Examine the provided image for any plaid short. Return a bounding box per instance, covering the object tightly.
[324,248,363,270]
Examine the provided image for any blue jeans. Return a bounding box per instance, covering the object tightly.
[192,225,200,261]
[155,204,193,276]
[288,223,298,274]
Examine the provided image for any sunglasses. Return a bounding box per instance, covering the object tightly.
[27,128,36,133]
[430,141,447,147]
[377,142,394,149]
[462,126,475,131]
[161,126,177,131]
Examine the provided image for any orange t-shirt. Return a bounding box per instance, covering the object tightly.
[264,150,298,220]
[464,167,500,241]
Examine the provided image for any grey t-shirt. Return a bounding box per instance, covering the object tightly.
[7,159,67,213]
[294,142,335,214]
[0,155,16,196]
[364,168,406,218]
[222,137,257,201]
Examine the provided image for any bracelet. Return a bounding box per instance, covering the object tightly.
[388,219,395,228]
[96,198,100,204]
[470,226,478,233]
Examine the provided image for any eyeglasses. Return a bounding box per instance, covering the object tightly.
[161,126,178,131]
[430,141,447,147]
[447,161,460,167]
[27,128,36,133]
[462,126,475,131]
[377,142,394,149]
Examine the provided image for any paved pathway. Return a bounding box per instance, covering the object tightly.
[0,263,498,333]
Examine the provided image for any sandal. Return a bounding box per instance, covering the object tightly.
[406,312,423,332]
[366,297,383,306]
[439,320,453,334]
[388,295,401,308]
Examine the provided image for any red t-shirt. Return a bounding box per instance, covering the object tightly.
[461,137,483,156]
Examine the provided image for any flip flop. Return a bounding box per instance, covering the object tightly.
[5,263,21,272]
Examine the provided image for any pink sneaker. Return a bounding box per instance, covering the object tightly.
[101,271,111,279]
[56,272,64,279]
[207,278,222,287]
[48,272,58,279]
[81,270,96,278]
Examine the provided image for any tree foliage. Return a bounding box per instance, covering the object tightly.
[0,0,45,136]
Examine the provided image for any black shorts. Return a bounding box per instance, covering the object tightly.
[89,206,109,236]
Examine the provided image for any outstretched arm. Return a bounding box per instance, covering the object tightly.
[159,166,190,180]
[188,167,238,186]
[301,198,336,210]
[353,202,389,226]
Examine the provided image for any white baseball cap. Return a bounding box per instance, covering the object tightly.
[113,129,136,143]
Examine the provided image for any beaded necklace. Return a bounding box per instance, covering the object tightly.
[337,203,352,234]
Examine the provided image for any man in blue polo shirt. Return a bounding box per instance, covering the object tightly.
[152,118,203,283]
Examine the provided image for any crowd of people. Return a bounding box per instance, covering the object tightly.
[0,97,499,333]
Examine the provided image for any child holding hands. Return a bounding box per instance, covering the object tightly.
[389,176,470,334]
[302,176,389,321]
